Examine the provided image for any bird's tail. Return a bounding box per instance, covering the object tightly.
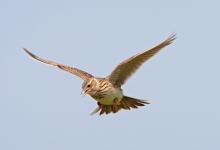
[90,96,151,115]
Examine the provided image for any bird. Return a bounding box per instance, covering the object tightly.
[23,33,176,115]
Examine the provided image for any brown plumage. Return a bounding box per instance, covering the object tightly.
[23,33,176,115]
[94,96,150,115]
[23,48,93,81]
[108,33,176,87]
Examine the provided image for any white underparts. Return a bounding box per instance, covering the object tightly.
[94,88,123,105]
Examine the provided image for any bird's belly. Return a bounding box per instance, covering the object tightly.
[92,88,123,105]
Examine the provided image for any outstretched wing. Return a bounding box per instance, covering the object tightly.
[107,33,176,87]
[23,48,93,81]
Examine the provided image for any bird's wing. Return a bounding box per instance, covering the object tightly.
[107,33,176,87]
[23,48,93,81]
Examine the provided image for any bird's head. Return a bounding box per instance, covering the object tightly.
[81,78,98,96]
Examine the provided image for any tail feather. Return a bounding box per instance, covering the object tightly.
[122,96,150,109]
[90,96,150,115]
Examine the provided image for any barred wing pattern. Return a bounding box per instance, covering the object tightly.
[108,33,176,87]
[23,48,93,81]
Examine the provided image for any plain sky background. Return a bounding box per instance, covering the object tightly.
[1,0,220,150]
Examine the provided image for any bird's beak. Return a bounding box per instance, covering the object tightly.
[81,90,87,96]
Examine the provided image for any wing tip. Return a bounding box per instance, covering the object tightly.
[22,47,53,66]
[22,47,37,59]
[167,32,177,43]
[22,47,29,54]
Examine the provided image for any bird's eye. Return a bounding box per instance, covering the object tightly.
[87,84,91,87]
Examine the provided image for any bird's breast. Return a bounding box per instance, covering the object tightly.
[91,88,123,105]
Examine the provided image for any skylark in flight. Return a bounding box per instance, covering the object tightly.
[23,33,176,115]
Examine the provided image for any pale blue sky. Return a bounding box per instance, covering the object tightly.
[1,0,220,150]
